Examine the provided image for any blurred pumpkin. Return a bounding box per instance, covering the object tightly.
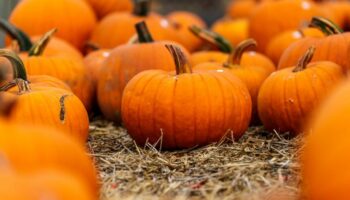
[227,0,257,19]
[9,0,97,50]
[211,18,249,47]
[122,44,252,149]
[319,1,350,29]
[85,0,133,19]
[258,47,344,135]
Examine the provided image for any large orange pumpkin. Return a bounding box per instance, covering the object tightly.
[0,50,89,142]
[9,0,97,50]
[85,0,133,19]
[249,0,331,52]
[302,79,350,200]
[258,47,344,135]
[0,120,98,197]
[121,44,252,149]
[97,21,190,122]
[278,17,350,72]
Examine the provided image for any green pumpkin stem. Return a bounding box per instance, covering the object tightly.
[135,21,154,43]
[133,0,151,17]
[165,44,192,75]
[293,46,316,73]
[309,17,343,36]
[189,25,232,53]
[225,39,257,67]
[0,19,33,51]
[28,28,57,57]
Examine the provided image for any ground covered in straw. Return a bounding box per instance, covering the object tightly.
[88,119,303,200]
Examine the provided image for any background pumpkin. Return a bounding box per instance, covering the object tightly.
[211,18,249,47]
[85,0,133,19]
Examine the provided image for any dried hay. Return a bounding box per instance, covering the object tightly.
[88,119,303,200]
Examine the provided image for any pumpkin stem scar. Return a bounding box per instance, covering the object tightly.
[293,46,316,73]
[60,94,70,124]
[189,25,232,53]
[309,17,343,36]
[226,38,257,67]
[135,21,154,43]
[28,28,57,57]
[165,44,192,75]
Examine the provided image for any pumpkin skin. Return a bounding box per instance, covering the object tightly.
[167,11,206,52]
[249,0,331,52]
[266,28,324,64]
[0,121,98,197]
[211,18,249,47]
[190,51,228,66]
[83,49,111,84]
[85,0,133,19]
[9,0,97,50]
[302,80,350,200]
[258,47,344,135]
[0,170,96,200]
[121,45,252,149]
[320,1,350,29]
[227,0,257,19]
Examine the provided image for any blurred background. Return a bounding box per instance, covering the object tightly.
[0,0,231,46]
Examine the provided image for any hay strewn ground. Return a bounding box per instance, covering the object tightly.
[88,120,303,200]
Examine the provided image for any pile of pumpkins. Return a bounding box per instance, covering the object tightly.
[1,0,350,199]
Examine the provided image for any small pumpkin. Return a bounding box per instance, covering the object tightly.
[278,17,350,72]
[302,79,350,200]
[0,50,89,142]
[97,21,189,122]
[121,44,252,149]
[211,18,249,47]
[0,120,98,197]
[9,0,97,50]
[258,47,344,135]
[85,0,133,19]
[227,0,257,19]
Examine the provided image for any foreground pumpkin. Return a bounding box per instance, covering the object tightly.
[0,50,89,142]
[121,45,252,149]
[278,17,350,72]
[85,0,133,19]
[0,170,96,200]
[97,21,189,122]
[302,80,350,200]
[194,39,271,122]
[9,0,97,50]
[0,120,98,197]
[258,47,344,135]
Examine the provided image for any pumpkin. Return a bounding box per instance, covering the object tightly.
[9,0,97,50]
[189,26,275,73]
[258,47,344,135]
[0,50,89,142]
[97,21,190,122]
[227,0,257,19]
[85,0,133,19]
[0,19,83,61]
[320,1,350,29]
[211,18,249,47]
[89,0,178,49]
[266,28,324,64]
[278,17,350,72]
[249,0,332,52]
[302,80,350,200]
[84,49,110,84]
[167,11,206,52]
[194,39,271,122]
[0,120,98,197]
[121,44,252,149]
[0,170,96,200]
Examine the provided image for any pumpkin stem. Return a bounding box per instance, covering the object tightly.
[0,18,33,51]
[133,0,151,17]
[225,39,257,67]
[293,46,316,72]
[165,44,192,75]
[15,78,31,94]
[84,42,100,52]
[135,21,154,43]
[189,25,232,53]
[0,50,27,83]
[309,17,343,36]
[28,28,57,57]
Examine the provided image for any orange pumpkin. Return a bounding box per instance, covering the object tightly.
[266,27,324,64]
[98,21,189,122]
[302,79,350,200]
[194,39,271,122]
[0,50,89,142]
[227,0,257,19]
[85,0,133,19]
[90,0,178,49]
[9,0,97,50]
[278,17,350,72]
[249,0,332,52]
[211,18,249,47]
[121,44,252,149]
[0,170,96,200]
[0,120,98,197]
[258,47,344,135]
[167,11,206,52]
[83,49,111,84]
[320,1,350,29]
